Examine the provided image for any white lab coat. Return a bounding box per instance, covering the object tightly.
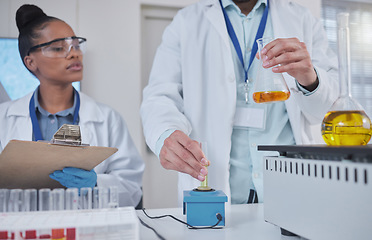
[0,82,10,104]
[0,92,145,207]
[141,0,339,205]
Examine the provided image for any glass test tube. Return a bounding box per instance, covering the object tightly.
[65,188,79,210]
[108,186,119,208]
[199,142,211,191]
[93,187,109,209]
[93,187,99,209]
[52,188,66,240]
[39,189,52,211]
[23,189,38,240]
[79,187,92,210]
[23,189,37,212]
[0,189,9,240]
[200,142,208,188]
[38,189,53,238]
[0,189,9,212]
[8,189,23,212]
[99,187,109,209]
[52,188,65,211]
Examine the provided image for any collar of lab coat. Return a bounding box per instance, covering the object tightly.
[202,0,292,7]
[201,0,294,47]
[4,91,105,144]
[5,91,105,125]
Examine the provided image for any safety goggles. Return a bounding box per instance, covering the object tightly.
[27,36,87,58]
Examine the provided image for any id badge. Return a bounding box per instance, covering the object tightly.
[233,105,267,131]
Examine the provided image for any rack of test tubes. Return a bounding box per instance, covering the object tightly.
[0,187,120,212]
[0,187,139,240]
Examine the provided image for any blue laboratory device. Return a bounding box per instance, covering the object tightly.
[183,189,228,227]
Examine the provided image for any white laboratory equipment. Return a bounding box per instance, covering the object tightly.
[259,145,372,240]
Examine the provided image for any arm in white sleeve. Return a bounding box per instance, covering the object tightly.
[140,11,192,154]
[291,13,339,124]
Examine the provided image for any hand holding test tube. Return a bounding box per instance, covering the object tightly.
[197,142,212,191]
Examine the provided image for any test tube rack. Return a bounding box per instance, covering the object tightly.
[0,207,139,240]
[0,186,119,213]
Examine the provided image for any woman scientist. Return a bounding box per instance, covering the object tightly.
[0,4,145,207]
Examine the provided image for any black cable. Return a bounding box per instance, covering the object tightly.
[141,208,223,229]
[138,216,166,240]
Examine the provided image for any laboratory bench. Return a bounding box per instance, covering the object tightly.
[136,204,303,240]
[137,145,372,240]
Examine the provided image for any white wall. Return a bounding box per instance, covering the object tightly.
[0,0,322,208]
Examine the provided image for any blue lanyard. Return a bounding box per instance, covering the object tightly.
[29,88,80,141]
[219,0,270,83]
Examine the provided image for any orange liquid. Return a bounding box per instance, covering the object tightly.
[51,229,64,240]
[253,91,290,103]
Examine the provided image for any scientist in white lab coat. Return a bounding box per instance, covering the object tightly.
[141,0,339,205]
[0,4,145,207]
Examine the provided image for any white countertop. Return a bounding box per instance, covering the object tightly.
[137,203,305,240]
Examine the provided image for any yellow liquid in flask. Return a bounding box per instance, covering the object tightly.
[322,110,372,145]
[253,91,290,103]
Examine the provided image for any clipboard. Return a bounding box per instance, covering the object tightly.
[0,125,118,189]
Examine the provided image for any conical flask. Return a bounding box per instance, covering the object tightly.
[253,37,290,103]
[321,13,372,145]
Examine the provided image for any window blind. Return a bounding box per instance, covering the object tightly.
[322,0,372,117]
